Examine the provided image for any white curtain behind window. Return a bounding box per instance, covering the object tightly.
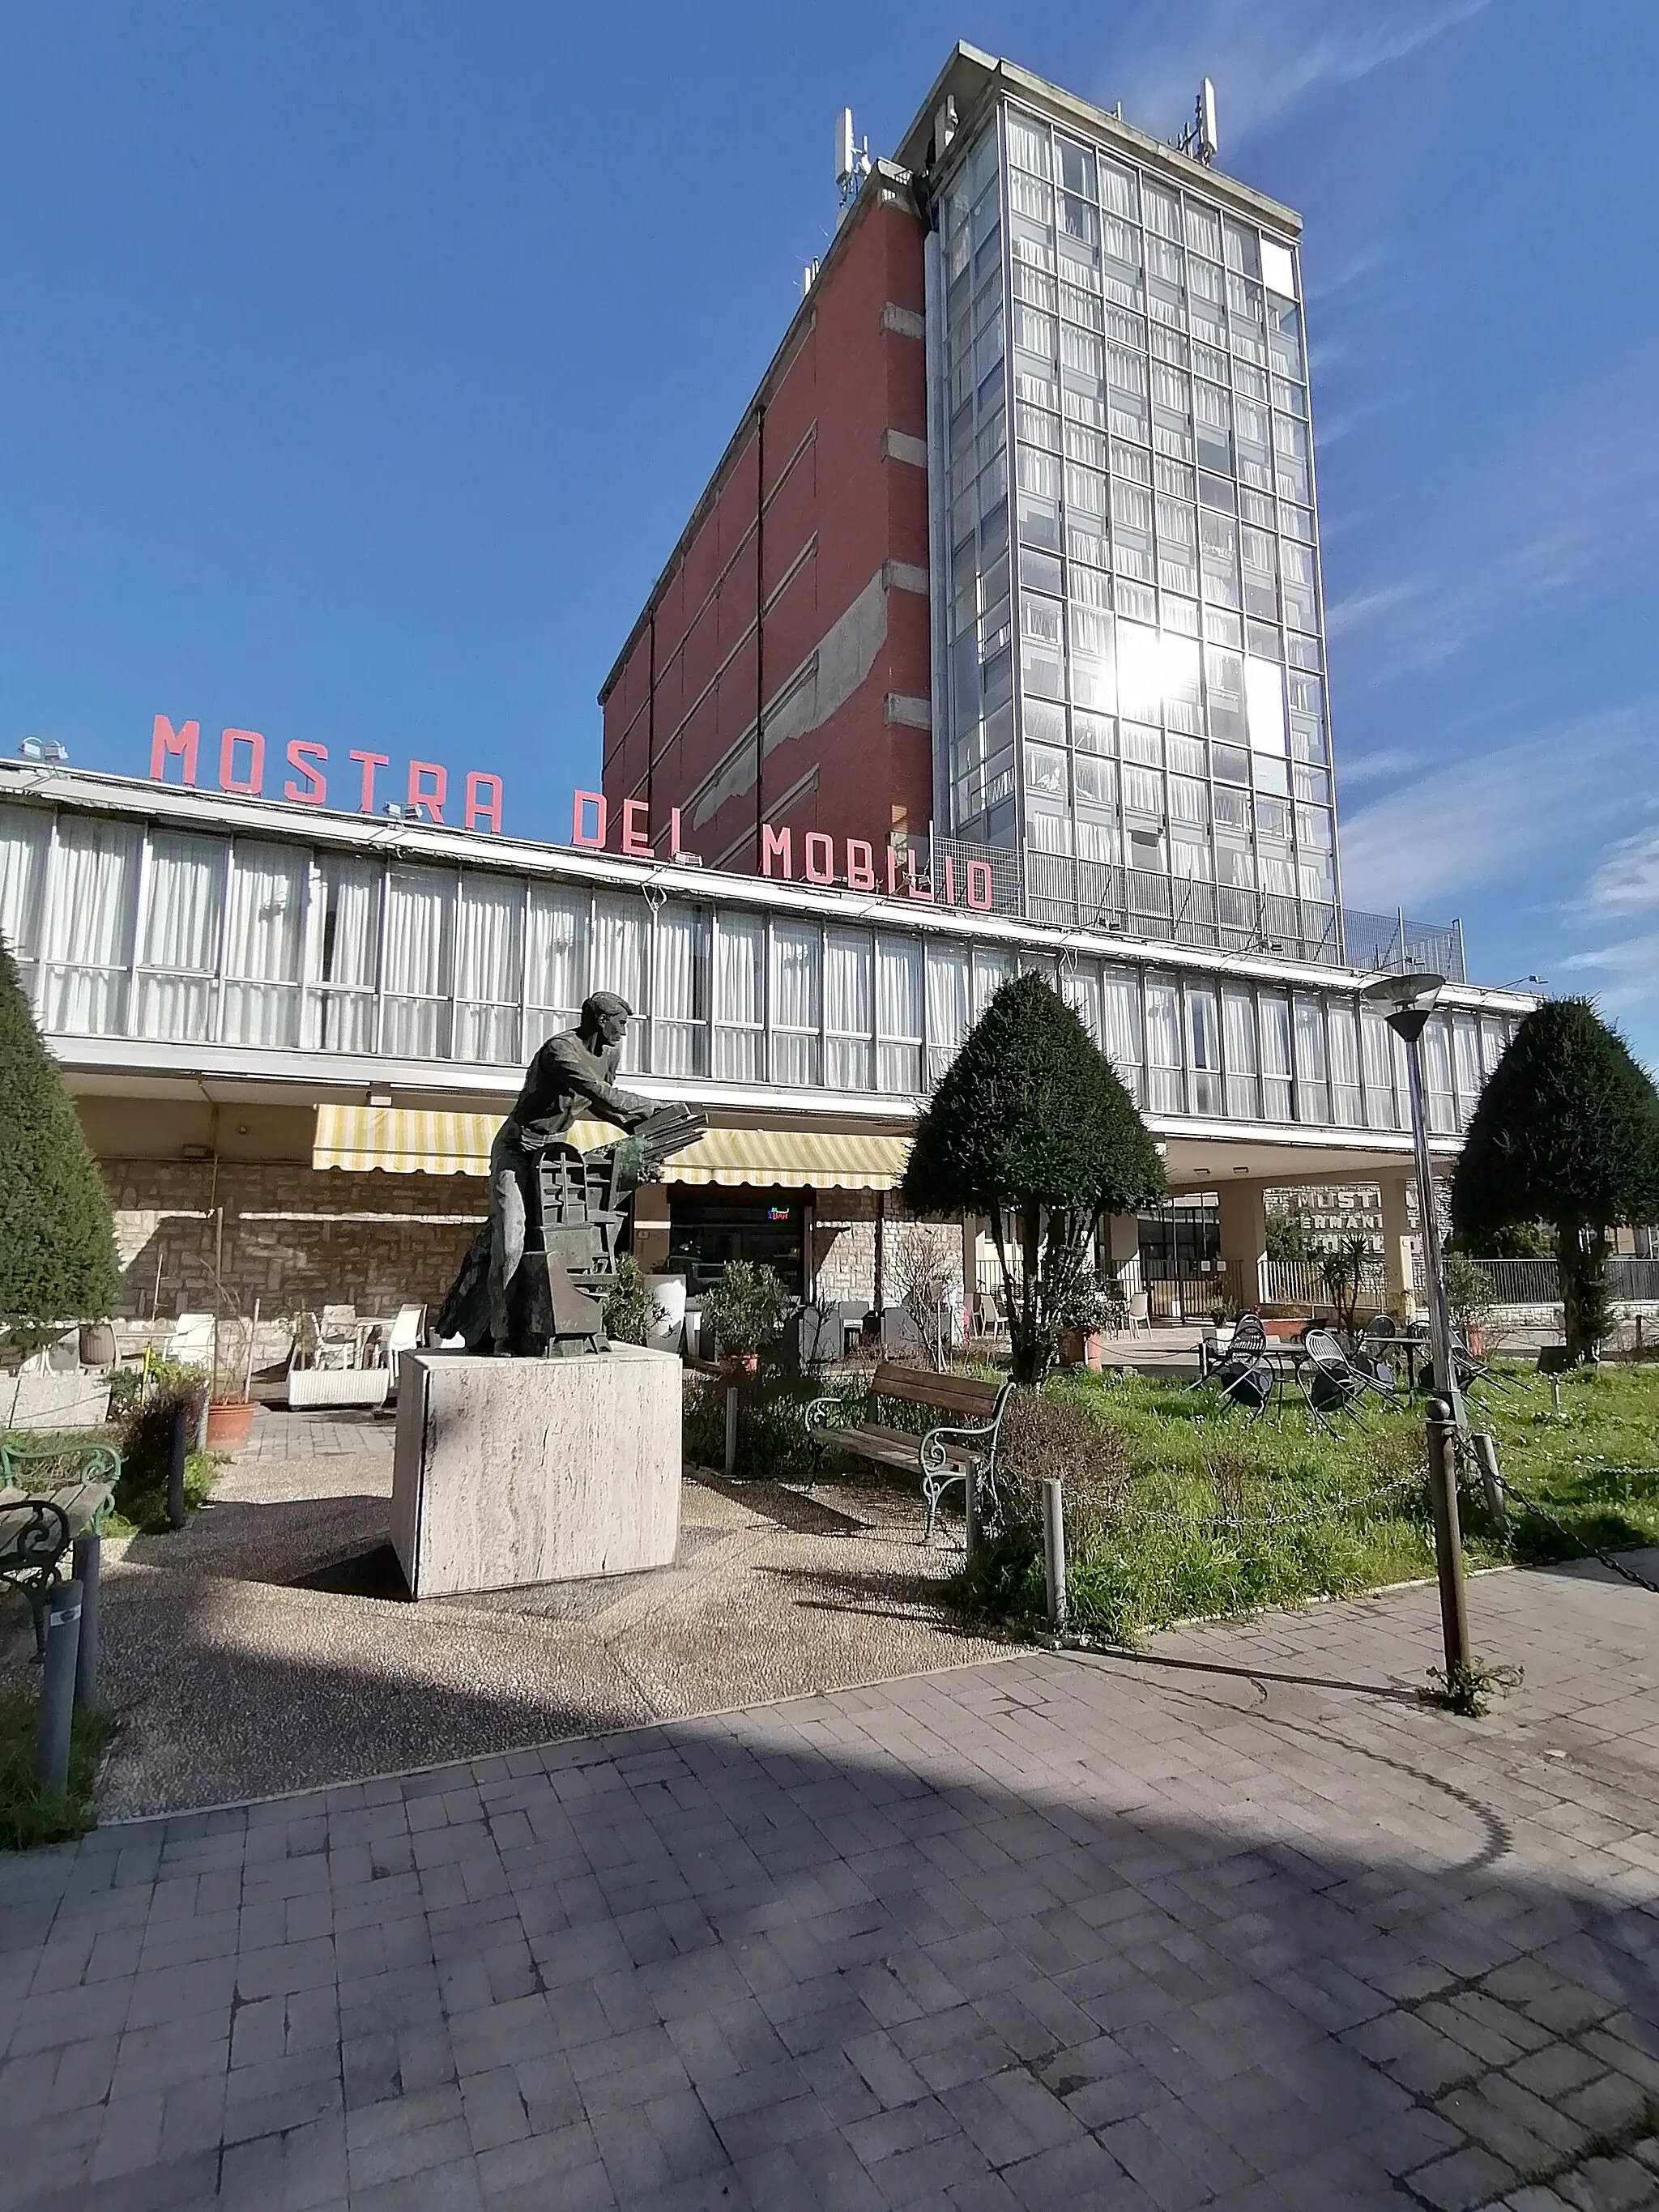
[876,935,923,1094]
[309,855,378,1052]
[1061,960,1102,1050]
[43,819,139,1034]
[526,887,588,1040]
[592,894,645,1070]
[972,945,1015,1018]
[926,941,970,1083]
[1102,967,1142,1098]
[382,866,452,1059]
[1452,1013,1482,1123]
[1186,984,1221,1114]
[134,833,225,1042]
[713,913,764,1081]
[0,806,49,985]
[1258,991,1293,1120]
[1424,1015,1456,1132]
[1293,993,1328,1121]
[1222,987,1256,1117]
[651,905,705,1077]
[454,874,524,1065]
[825,928,872,1091]
[1144,978,1181,1111]
[1328,1001,1362,1126]
[224,842,306,1046]
[770,919,821,1087]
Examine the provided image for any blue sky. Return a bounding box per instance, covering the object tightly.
[2,2,1656,1059]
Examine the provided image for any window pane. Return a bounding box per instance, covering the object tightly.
[651,904,706,1077]
[454,874,524,1065]
[43,818,139,1035]
[136,832,224,1042]
[224,842,307,1048]
[770,918,821,1087]
[382,866,453,1059]
[713,913,764,1082]
[926,940,971,1082]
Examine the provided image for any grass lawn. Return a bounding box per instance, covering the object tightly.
[962,1360,1659,1645]
[0,1688,116,1852]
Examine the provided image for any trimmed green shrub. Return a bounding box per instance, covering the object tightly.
[903,974,1164,1384]
[0,943,117,1334]
[1453,999,1659,1362]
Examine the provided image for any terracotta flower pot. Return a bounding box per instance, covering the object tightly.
[719,1352,759,1379]
[1059,1329,1104,1371]
[206,1400,254,1449]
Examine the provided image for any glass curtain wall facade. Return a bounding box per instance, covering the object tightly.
[937,102,1337,959]
[0,795,1512,1138]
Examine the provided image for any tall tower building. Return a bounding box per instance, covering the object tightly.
[602,45,1341,967]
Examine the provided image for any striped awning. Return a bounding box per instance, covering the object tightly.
[313,1106,911,1191]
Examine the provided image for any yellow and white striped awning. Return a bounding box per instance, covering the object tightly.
[313,1106,910,1191]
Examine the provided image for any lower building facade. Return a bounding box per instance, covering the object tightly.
[1,765,1532,1332]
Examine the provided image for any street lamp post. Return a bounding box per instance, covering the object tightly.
[1363,970,1456,1409]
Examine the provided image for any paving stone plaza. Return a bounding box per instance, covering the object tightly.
[3,1548,1657,2211]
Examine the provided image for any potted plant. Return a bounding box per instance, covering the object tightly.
[1443,1250,1496,1357]
[206,1306,258,1448]
[704,1260,789,1376]
[1056,1270,1121,1373]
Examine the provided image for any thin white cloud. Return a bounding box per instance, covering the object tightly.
[1108,0,1494,147]
[1338,747,1428,789]
[1339,712,1642,910]
[1324,581,1418,637]
[1584,824,1659,914]
[1558,932,1659,1020]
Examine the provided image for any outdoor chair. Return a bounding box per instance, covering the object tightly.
[313,1306,360,1371]
[1124,1291,1150,1336]
[1210,1313,1273,1417]
[165,1313,215,1370]
[384,1303,425,1385]
[1301,1327,1375,1429]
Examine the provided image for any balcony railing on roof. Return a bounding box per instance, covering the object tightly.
[928,831,1465,979]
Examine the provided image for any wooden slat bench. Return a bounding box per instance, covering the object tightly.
[0,1443,118,1656]
[805,1362,1013,1545]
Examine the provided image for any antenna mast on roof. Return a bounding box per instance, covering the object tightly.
[834,106,871,223]
[1177,76,1218,164]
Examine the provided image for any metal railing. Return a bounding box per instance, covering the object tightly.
[928,830,1463,977]
[1341,907,1466,984]
[1469,1257,1659,1305]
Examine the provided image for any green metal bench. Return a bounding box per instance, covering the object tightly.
[0,1442,118,1657]
[806,1361,1013,1545]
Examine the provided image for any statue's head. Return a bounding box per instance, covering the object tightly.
[579,991,632,1051]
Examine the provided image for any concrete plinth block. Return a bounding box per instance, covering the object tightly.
[390,1345,681,1597]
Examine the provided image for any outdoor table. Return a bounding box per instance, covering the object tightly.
[1359,1333,1425,1399]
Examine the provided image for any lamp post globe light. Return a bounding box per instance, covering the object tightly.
[1363,970,1456,1405]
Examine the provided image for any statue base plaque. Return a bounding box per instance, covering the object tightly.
[390,1345,680,1598]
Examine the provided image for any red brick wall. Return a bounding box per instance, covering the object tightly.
[600,181,933,875]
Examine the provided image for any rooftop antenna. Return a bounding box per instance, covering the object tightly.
[834,105,870,223]
[1177,76,1218,164]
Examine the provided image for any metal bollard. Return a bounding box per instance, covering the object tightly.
[1423,1399,1473,1686]
[36,1579,83,1792]
[70,1532,100,1708]
[963,1460,978,1562]
[168,1404,188,1531]
[1469,1431,1507,1536]
[723,1383,739,1478]
[1042,1478,1067,1628]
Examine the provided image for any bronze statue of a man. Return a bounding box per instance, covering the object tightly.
[437,991,689,1355]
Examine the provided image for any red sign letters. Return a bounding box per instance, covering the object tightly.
[148,715,505,833]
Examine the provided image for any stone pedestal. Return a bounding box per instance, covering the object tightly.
[390,1345,680,1598]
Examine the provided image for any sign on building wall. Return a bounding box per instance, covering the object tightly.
[147,715,505,832]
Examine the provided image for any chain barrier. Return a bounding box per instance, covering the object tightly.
[1459,1439,1659,1596]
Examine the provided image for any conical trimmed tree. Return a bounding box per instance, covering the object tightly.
[904,972,1165,1383]
[0,943,117,1332]
[1452,998,1659,1362]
